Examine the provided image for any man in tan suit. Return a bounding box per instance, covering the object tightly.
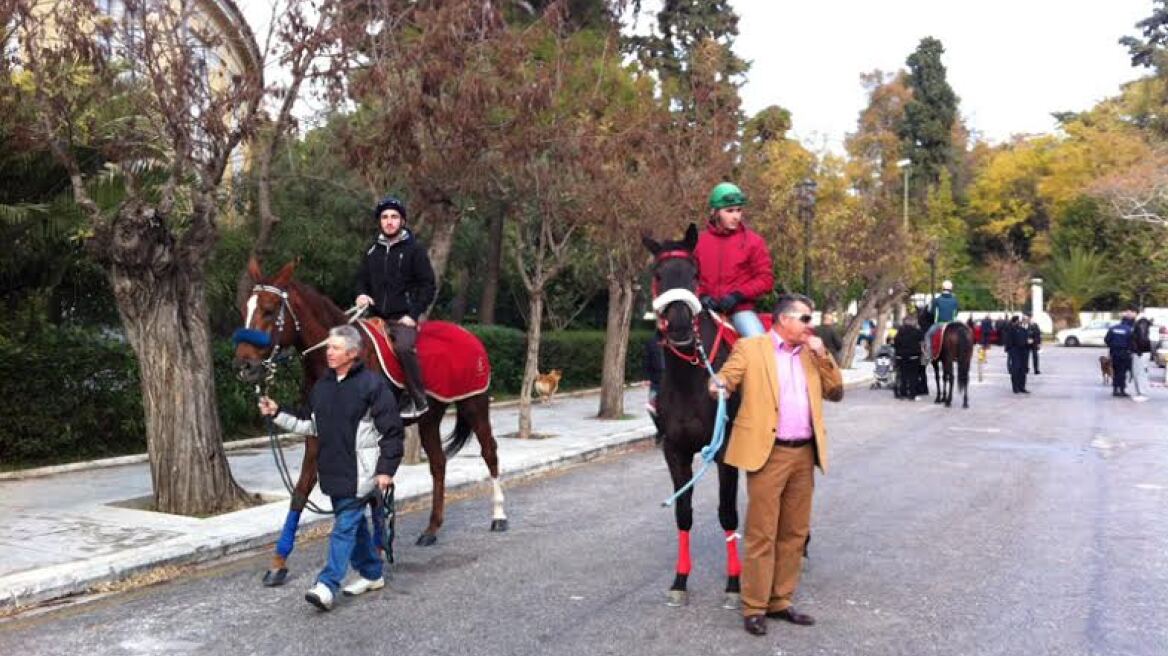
[710,293,843,636]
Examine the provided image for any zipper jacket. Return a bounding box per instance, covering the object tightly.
[274,362,404,497]
[356,229,437,321]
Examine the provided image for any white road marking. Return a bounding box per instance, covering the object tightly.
[948,427,1001,434]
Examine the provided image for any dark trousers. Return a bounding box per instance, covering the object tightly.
[896,356,919,398]
[388,321,426,403]
[1007,348,1028,392]
[1030,347,1040,373]
[1110,350,1132,393]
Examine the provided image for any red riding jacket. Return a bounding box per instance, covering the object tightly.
[693,221,774,313]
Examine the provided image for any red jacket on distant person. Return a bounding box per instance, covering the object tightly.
[693,221,774,313]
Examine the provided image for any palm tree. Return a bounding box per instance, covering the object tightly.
[1046,247,1115,327]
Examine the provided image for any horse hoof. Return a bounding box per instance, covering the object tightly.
[416,533,438,547]
[665,590,688,607]
[262,568,288,587]
[722,592,740,610]
[490,519,509,532]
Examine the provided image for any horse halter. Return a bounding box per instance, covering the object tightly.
[239,284,303,380]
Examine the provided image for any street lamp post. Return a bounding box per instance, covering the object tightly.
[796,178,817,296]
[928,241,938,299]
[896,158,912,231]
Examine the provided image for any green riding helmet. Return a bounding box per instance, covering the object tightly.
[708,182,747,210]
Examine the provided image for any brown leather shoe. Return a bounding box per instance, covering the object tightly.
[767,607,816,626]
[743,615,767,636]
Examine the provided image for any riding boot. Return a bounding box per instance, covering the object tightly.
[390,321,429,419]
[397,351,429,418]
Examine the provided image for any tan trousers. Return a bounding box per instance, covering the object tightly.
[741,443,815,616]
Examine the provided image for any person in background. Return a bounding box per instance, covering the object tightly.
[1131,312,1153,402]
[979,315,994,348]
[1026,313,1043,375]
[818,311,845,364]
[643,314,666,442]
[1105,310,1136,398]
[893,313,924,401]
[1004,316,1031,394]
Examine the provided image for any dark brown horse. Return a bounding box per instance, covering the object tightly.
[233,258,507,586]
[643,224,742,609]
[919,306,973,408]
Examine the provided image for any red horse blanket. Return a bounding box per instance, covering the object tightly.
[357,319,491,403]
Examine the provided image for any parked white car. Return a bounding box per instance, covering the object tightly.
[1057,320,1113,347]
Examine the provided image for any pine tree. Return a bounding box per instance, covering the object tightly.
[899,37,960,188]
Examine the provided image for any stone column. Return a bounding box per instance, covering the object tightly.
[1031,278,1053,334]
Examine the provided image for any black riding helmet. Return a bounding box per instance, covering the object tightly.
[373,196,407,222]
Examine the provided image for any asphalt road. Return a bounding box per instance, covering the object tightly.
[2,346,1166,656]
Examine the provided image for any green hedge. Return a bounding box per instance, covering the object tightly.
[0,326,649,468]
[0,330,302,469]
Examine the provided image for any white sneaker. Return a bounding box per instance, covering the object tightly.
[342,575,385,596]
[1133,395,1149,403]
[305,582,334,610]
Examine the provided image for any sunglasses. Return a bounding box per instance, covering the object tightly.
[782,312,813,324]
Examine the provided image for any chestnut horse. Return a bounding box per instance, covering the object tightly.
[643,224,742,609]
[233,258,507,586]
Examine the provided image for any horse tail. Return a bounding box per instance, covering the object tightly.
[443,411,474,458]
[956,325,972,393]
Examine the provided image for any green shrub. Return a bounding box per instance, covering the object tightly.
[0,330,146,467]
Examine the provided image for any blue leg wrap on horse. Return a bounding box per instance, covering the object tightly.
[276,510,302,558]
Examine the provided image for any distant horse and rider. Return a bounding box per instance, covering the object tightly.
[917,304,973,409]
[233,257,508,586]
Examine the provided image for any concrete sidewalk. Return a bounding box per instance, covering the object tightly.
[0,365,873,611]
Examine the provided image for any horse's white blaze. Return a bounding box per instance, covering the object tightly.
[491,477,507,520]
[245,294,259,330]
[651,288,702,315]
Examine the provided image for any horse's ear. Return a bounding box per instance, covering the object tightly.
[247,256,263,283]
[683,223,698,251]
[272,258,300,286]
[641,232,661,256]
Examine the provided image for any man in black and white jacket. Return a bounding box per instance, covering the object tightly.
[259,325,403,611]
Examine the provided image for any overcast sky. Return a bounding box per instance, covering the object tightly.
[720,0,1154,152]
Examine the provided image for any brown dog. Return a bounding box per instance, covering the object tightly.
[534,369,563,404]
[1099,355,1113,385]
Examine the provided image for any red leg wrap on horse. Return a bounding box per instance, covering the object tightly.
[676,530,692,575]
[725,530,742,577]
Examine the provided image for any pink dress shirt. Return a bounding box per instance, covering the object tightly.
[771,332,813,441]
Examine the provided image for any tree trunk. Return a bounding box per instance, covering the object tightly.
[450,267,470,322]
[869,305,891,360]
[478,210,505,325]
[112,264,252,516]
[403,424,423,466]
[517,289,544,440]
[426,214,460,295]
[598,275,635,419]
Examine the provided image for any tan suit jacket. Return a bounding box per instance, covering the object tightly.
[717,333,844,473]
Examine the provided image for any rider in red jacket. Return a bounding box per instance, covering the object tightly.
[693,182,775,337]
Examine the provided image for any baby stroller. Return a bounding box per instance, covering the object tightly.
[871,343,895,390]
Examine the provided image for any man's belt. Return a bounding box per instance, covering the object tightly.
[775,438,813,448]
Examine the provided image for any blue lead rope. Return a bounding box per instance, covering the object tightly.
[662,337,729,508]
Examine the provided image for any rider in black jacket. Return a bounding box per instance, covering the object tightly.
[356,196,437,418]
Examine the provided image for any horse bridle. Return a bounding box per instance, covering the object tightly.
[650,249,710,362]
[246,284,303,381]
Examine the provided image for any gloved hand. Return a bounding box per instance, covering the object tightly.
[700,295,718,312]
[716,292,742,314]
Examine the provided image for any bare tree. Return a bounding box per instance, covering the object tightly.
[3,0,265,514]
